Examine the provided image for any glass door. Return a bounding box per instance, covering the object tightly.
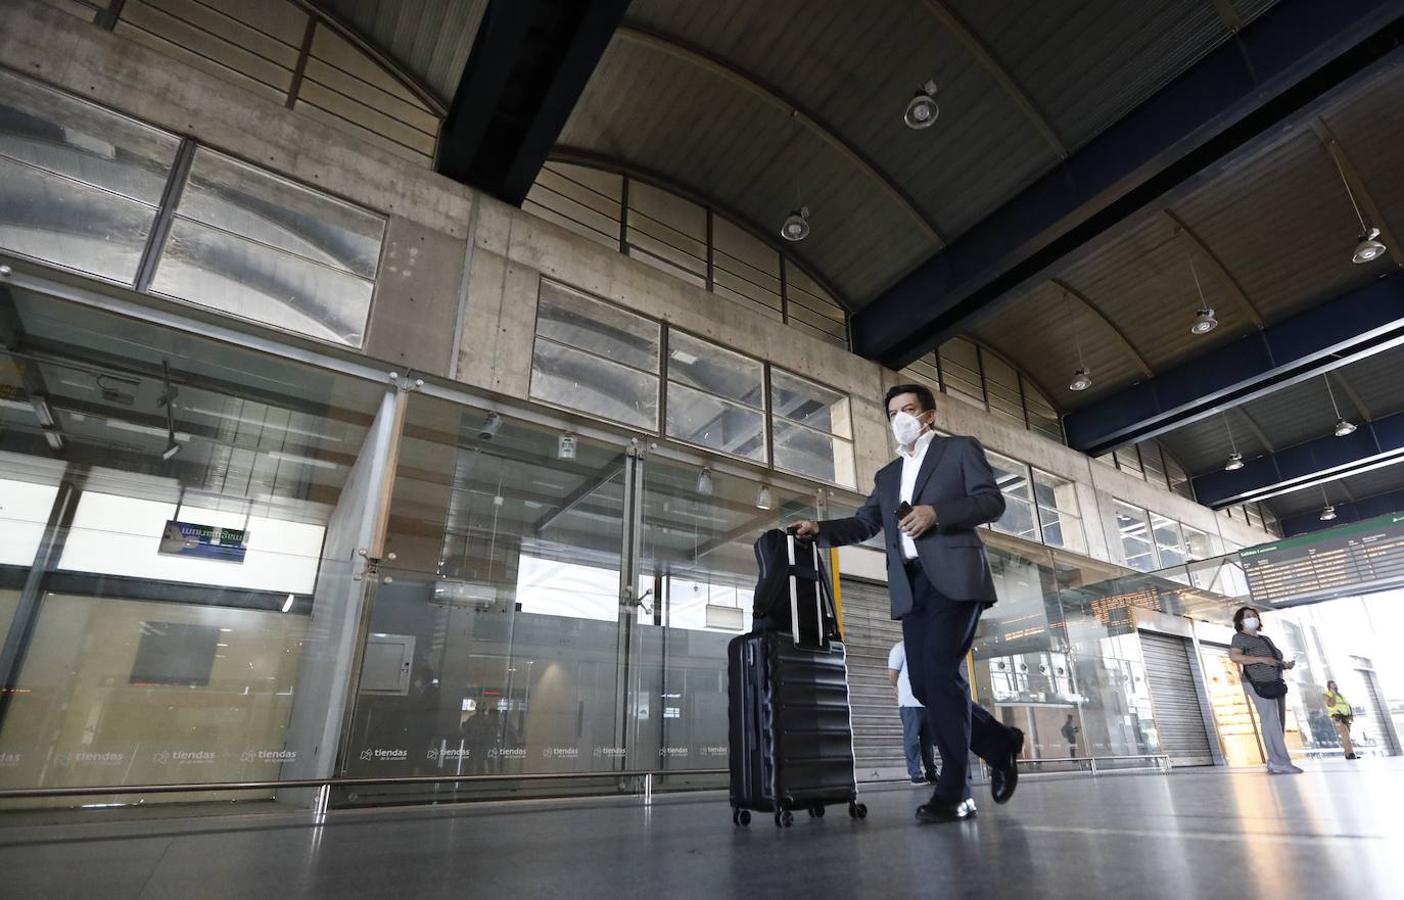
[632,453,818,779]
[336,391,637,803]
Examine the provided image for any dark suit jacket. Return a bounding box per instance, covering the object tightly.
[817,434,1005,619]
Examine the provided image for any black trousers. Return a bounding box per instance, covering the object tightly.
[901,564,1016,804]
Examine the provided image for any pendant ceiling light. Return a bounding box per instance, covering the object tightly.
[780,207,810,242]
[1223,413,1244,471]
[1187,257,1218,335]
[1319,486,1337,522]
[1322,375,1357,437]
[1329,143,1389,265]
[1065,291,1092,392]
[696,468,715,497]
[904,80,940,130]
[755,485,775,511]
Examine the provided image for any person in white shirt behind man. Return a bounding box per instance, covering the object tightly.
[890,639,938,784]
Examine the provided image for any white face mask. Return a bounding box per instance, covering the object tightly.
[891,411,926,447]
[1241,616,1260,632]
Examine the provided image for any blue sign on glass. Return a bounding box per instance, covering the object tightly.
[158,520,249,563]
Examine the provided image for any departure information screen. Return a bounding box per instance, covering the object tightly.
[1239,512,1404,606]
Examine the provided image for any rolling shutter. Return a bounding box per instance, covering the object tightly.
[1140,631,1215,766]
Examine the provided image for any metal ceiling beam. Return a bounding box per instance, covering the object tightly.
[1063,272,1404,455]
[1312,118,1404,267]
[614,25,944,246]
[1191,409,1404,508]
[1050,278,1154,377]
[1278,486,1404,536]
[850,1,1404,370]
[1164,210,1265,328]
[919,1,1067,159]
[438,0,630,204]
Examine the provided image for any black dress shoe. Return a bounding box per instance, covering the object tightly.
[915,799,976,824]
[910,774,927,784]
[990,727,1024,805]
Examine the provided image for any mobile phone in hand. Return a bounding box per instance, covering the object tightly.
[896,501,912,518]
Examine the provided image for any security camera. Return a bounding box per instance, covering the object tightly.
[478,412,501,441]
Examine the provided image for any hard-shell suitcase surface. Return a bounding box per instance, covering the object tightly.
[728,532,866,827]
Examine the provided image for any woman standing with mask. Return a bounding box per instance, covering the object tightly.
[1324,681,1359,760]
[1229,606,1302,774]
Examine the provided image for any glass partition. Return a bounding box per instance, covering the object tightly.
[0,287,387,808]
[665,331,766,462]
[530,280,661,430]
[633,456,817,773]
[0,69,180,284]
[151,148,384,347]
[335,390,637,804]
[769,368,855,488]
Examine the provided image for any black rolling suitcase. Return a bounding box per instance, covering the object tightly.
[727,530,866,828]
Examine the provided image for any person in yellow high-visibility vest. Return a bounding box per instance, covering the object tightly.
[1324,681,1359,760]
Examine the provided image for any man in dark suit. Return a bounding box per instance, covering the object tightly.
[794,384,1024,823]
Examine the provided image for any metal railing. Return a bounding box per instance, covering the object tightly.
[0,767,728,804]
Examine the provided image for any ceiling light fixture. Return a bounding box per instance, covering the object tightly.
[780,207,810,242]
[696,468,714,497]
[755,485,774,511]
[1319,486,1337,522]
[904,80,940,130]
[1328,143,1390,265]
[1354,227,1387,264]
[1064,291,1092,392]
[158,359,180,463]
[1223,413,1244,471]
[1322,375,1357,437]
[1187,257,1218,335]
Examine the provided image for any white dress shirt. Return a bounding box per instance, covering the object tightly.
[897,429,936,560]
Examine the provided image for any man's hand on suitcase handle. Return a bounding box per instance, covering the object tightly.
[791,520,820,539]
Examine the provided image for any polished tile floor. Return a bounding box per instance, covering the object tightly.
[2,759,1400,899]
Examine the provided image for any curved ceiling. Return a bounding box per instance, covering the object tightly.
[299,0,1404,529]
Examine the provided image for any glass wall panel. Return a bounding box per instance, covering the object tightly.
[769,368,855,488]
[981,350,1024,427]
[1139,442,1168,490]
[1114,501,1156,572]
[1032,468,1085,554]
[0,288,386,806]
[0,69,179,284]
[339,391,634,799]
[150,148,384,347]
[938,338,984,408]
[1112,447,1144,479]
[530,281,661,430]
[625,180,707,287]
[1150,513,1188,568]
[633,457,817,772]
[1181,525,1216,561]
[986,451,1038,542]
[522,162,622,251]
[1024,376,1063,444]
[711,217,782,318]
[1166,452,1194,500]
[665,331,765,461]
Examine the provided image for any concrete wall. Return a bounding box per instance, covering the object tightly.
[1,0,1278,580]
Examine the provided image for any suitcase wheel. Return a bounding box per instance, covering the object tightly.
[848,802,867,819]
[775,810,793,828]
[807,805,826,819]
[732,809,751,827]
